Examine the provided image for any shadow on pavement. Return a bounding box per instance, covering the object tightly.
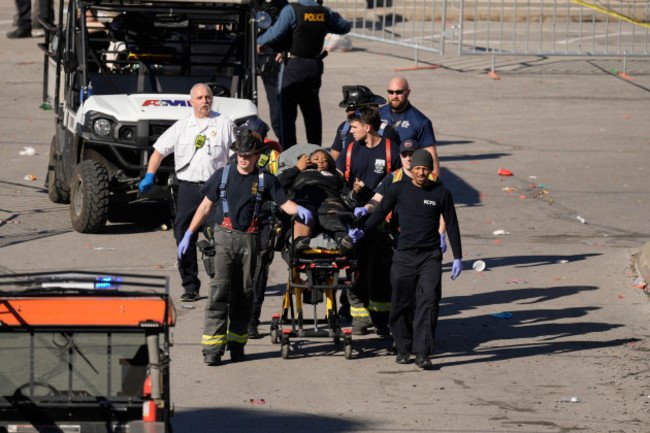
[435,284,638,369]
[447,253,602,271]
[172,408,364,433]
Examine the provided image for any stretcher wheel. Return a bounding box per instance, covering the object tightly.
[281,343,290,359]
[270,329,279,344]
[344,343,352,360]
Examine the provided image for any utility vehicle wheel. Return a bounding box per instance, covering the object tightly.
[47,136,70,204]
[70,160,110,233]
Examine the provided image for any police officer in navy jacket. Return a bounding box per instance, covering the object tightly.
[256,0,351,150]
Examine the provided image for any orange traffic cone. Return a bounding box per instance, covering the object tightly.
[498,168,513,176]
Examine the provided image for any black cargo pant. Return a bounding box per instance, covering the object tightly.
[249,222,274,327]
[389,248,443,356]
[258,47,282,140]
[348,227,392,329]
[202,226,260,356]
[174,182,204,295]
[279,57,323,149]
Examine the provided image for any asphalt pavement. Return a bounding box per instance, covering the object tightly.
[1,5,650,432]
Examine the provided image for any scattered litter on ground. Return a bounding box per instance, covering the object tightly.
[633,277,647,289]
[154,264,164,269]
[182,305,195,310]
[555,259,569,264]
[472,260,486,272]
[24,174,37,181]
[558,397,582,403]
[39,103,52,110]
[493,230,509,235]
[249,399,266,404]
[502,187,515,192]
[498,168,513,176]
[491,312,512,319]
[576,216,586,224]
[94,247,116,251]
[160,224,169,231]
[0,220,20,224]
[519,195,526,199]
[507,279,527,284]
[19,146,36,156]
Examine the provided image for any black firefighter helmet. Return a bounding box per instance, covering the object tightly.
[230,129,265,155]
[338,85,387,110]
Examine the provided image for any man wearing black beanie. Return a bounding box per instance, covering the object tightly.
[350,149,462,369]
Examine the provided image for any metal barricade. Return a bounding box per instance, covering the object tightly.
[328,0,454,57]
[457,0,650,57]
[329,0,650,62]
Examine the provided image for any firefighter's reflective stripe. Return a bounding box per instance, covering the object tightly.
[202,334,226,345]
[268,150,279,174]
[392,168,403,183]
[257,149,280,175]
[350,306,370,318]
[227,331,248,344]
[369,300,391,313]
[344,139,393,183]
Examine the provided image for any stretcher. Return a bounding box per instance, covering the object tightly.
[271,234,359,359]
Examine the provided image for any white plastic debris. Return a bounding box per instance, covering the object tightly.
[576,216,586,224]
[493,230,509,235]
[19,146,36,156]
[323,33,352,52]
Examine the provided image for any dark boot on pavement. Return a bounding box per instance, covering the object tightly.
[7,27,32,39]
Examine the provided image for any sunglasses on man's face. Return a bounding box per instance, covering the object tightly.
[387,89,405,95]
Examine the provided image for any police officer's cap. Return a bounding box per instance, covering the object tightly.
[231,129,265,155]
[410,149,433,170]
[237,117,270,140]
[339,85,387,109]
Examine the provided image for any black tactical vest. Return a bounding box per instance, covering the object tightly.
[289,3,329,58]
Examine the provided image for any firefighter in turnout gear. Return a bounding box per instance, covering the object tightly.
[178,129,312,365]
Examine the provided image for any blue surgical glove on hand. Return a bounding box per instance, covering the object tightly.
[348,228,364,243]
[177,230,194,259]
[451,259,462,280]
[296,205,313,225]
[354,207,369,218]
[139,173,155,193]
[440,233,447,253]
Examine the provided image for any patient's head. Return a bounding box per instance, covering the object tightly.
[310,149,330,171]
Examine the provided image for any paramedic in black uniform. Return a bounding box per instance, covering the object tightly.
[350,149,463,370]
[256,0,351,149]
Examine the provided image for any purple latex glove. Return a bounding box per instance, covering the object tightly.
[440,233,447,253]
[354,207,368,218]
[178,230,193,259]
[296,205,313,225]
[451,259,462,280]
[348,228,364,243]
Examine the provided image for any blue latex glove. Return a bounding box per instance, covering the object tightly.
[440,233,447,253]
[177,230,194,259]
[139,173,155,193]
[451,259,462,280]
[348,228,364,243]
[296,205,313,225]
[354,207,369,218]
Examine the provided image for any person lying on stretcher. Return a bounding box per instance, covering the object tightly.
[277,149,363,255]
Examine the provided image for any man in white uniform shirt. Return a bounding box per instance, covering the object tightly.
[139,83,236,302]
